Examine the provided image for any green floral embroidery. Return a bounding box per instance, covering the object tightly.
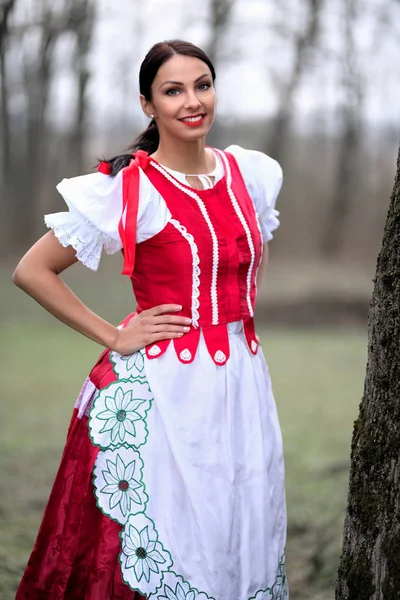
[121,352,145,374]
[152,572,215,600]
[160,582,194,600]
[248,554,288,599]
[100,454,145,517]
[123,525,169,583]
[97,386,146,444]
[110,349,146,381]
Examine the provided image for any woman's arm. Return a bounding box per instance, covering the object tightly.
[256,243,269,288]
[13,231,191,354]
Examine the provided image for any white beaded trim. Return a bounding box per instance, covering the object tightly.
[169,218,200,328]
[214,350,226,363]
[215,149,255,317]
[151,161,219,325]
[180,348,192,362]
[148,345,161,356]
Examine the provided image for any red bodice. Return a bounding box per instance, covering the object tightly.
[118,149,263,366]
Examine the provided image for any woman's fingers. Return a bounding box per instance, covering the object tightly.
[151,324,190,334]
[149,331,185,343]
[151,315,192,326]
[146,304,183,316]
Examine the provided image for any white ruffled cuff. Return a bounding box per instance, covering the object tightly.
[45,210,122,271]
[261,208,280,242]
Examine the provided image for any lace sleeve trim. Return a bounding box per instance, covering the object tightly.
[45,211,122,271]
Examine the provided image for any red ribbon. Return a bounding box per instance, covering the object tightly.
[118,151,150,276]
[98,160,112,175]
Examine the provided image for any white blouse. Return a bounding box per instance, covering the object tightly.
[45,145,282,271]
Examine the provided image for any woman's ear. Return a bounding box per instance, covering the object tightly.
[140,95,155,119]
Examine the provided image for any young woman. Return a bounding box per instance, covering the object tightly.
[13,40,287,600]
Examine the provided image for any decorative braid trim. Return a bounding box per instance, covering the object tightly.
[169,218,200,328]
[214,150,255,317]
[151,161,219,325]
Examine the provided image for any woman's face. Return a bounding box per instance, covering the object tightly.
[141,54,216,143]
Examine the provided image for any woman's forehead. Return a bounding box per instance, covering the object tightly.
[153,55,212,87]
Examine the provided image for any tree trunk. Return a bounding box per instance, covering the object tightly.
[321,0,364,257]
[0,0,16,255]
[68,0,94,173]
[267,0,322,163]
[336,145,400,599]
[205,0,235,148]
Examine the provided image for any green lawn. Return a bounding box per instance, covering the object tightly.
[0,265,366,599]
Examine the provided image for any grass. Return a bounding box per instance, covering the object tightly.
[0,264,367,599]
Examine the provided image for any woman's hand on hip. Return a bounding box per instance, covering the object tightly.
[112,304,191,355]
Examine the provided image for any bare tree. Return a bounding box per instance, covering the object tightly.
[0,0,15,177]
[322,0,364,257]
[336,145,400,598]
[205,0,235,147]
[2,0,95,252]
[68,0,94,173]
[0,0,16,256]
[206,0,235,66]
[268,0,323,163]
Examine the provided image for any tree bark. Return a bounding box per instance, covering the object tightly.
[336,145,400,599]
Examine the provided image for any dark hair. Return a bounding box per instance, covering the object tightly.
[99,40,216,176]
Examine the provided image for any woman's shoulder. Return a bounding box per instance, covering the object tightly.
[222,145,282,191]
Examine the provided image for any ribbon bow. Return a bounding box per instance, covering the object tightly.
[98,160,112,175]
[133,150,151,170]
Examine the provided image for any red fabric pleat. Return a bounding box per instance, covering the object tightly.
[202,324,230,366]
[16,347,145,600]
[173,327,201,364]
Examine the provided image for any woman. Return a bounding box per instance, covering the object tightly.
[13,40,287,600]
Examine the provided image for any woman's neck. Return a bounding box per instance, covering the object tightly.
[151,138,215,174]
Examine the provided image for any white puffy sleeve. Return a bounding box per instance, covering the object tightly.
[45,168,170,271]
[225,144,283,242]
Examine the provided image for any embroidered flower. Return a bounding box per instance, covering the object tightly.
[159,582,195,600]
[153,572,215,600]
[89,380,153,449]
[97,386,144,443]
[93,448,148,523]
[248,555,288,600]
[111,350,145,380]
[120,514,173,594]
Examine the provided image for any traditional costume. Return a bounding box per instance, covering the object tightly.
[17,146,287,600]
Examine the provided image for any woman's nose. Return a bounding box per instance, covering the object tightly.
[184,90,201,109]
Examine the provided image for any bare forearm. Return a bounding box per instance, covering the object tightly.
[13,265,118,350]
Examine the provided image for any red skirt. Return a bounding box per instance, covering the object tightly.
[16,336,145,599]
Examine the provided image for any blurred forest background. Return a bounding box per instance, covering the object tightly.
[1,0,399,598]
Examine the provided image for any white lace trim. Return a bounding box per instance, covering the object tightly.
[215,149,255,317]
[169,218,200,328]
[151,162,219,325]
[214,350,226,363]
[45,211,122,271]
[148,345,162,356]
[180,348,192,362]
